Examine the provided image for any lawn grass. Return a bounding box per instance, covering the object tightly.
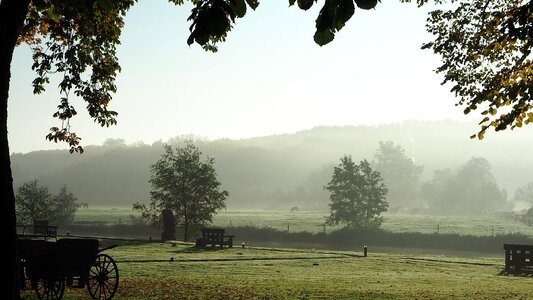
[75,208,533,237]
[20,242,533,299]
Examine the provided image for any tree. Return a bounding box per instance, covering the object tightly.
[373,141,423,210]
[422,157,508,215]
[15,180,78,226]
[421,0,533,138]
[420,168,453,213]
[325,156,388,228]
[514,182,533,207]
[2,0,528,297]
[15,179,55,224]
[133,142,228,242]
[53,185,78,226]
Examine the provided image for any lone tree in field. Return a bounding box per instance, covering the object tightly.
[325,156,388,228]
[15,180,78,226]
[133,142,228,242]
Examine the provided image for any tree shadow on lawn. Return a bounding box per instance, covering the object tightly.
[170,246,229,254]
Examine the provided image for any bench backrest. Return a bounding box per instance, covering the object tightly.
[504,244,533,268]
[202,228,225,243]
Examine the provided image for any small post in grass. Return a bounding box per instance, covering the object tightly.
[242,242,245,249]
[363,245,367,257]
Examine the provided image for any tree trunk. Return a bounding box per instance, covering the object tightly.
[0,0,30,299]
[183,219,189,242]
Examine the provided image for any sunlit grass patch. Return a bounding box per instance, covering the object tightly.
[20,242,533,299]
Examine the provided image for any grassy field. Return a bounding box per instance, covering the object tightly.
[20,241,533,299]
[75,208,533,237]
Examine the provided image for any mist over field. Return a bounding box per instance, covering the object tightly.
[10,120,533,212]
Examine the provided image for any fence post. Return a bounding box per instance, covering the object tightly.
[364,245,367,257]
[437,224,440,234]
[287,224,290,232]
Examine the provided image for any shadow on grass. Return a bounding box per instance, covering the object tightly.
[170,246,229,254]
[498,268,533,278]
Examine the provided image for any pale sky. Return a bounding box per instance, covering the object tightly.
[8,1,474,154]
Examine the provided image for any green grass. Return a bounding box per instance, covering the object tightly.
[74,208,139,225]
[20,242,533,299]
[75,208,533,237]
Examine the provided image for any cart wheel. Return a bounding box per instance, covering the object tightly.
[35,278,65,300]
[87,254,119,299]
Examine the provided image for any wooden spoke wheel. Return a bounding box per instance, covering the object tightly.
[35,278,65,300]
[87,254,119,300]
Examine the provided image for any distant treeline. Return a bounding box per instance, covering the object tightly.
[11,121,533,211]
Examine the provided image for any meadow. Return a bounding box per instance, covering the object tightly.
[20,241,533,299]
[74,208,533,237]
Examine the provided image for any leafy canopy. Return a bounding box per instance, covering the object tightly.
[17,0,533,152]
[325,156,388,228]
[420,0,533,139]
[133,141,228,241]
[421,157,508,215]
[15,180,78,226]
[514,182,533,206]
[373,141,423,209]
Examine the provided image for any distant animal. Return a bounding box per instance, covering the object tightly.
[290,206,299,213]
[78,202,89,209]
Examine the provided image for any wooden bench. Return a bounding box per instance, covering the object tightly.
[196,228,234,248]
[16,223,57,240]
[504,244,533,270]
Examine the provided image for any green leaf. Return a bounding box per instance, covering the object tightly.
[527,113,533,123]
[315,5,332,32]
[334,0,355,30]
[208,7,230,37]
[298,0,314,10]
[230,0,247,18]
[245,0,259,10]
[47,7,60,23]
[354,0,377,10]
[314,29,335,46]
[96,0,114,11]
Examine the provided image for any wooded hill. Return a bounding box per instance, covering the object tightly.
[11,120,533,211]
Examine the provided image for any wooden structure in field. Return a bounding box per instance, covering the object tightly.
[195,228,234,248]
[504,244,533,270]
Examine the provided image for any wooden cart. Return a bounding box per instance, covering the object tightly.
[18,228,119,300]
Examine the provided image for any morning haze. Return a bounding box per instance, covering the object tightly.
[11,120,533,212]
[6,0,533,298]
